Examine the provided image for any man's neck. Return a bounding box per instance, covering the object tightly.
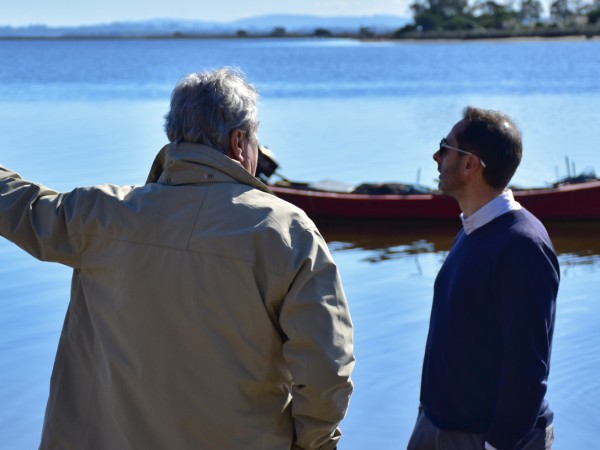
[457,184,503,217]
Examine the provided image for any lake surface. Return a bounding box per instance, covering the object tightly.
[0,37,599,449]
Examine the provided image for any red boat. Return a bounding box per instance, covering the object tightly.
[257,148,600,222]
[268,180,600,221]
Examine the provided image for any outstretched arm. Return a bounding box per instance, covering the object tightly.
[0,165,88,267]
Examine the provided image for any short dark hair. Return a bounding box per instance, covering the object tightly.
[456,106,522,190]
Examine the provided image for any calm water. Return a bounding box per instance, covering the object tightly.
[1,38,599,449]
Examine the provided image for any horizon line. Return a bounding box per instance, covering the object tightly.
[0,13,412,29]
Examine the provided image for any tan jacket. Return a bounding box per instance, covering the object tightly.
[0,143,354,450]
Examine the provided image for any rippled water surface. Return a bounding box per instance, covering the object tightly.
[1,38,599,449]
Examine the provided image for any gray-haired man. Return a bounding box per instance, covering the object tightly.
[0,67,354,450]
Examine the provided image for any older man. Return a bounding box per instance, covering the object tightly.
[408,107,559,450]
[0,68,354,450]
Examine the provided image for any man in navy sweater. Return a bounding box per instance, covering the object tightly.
[407,107,559,450]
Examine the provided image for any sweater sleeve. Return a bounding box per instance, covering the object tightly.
[486,234,559,449]
[279,229,355,450]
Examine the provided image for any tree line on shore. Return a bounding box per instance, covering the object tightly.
[393,0,600,38]
[4,3,599,41]
[231,0,600,40]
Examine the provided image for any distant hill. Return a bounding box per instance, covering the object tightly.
[230,14,410,33]
[0,14,411,38]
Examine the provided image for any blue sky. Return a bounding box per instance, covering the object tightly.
[3,0,411,26]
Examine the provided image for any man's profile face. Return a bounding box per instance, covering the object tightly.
[433,119,468,196]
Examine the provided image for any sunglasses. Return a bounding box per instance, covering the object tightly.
[439,138,487,168]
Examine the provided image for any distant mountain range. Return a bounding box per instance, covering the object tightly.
[0,15,411,38]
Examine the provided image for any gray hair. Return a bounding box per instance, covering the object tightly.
[164,67,259,153]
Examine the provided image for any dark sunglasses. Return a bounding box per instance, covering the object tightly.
[439,138,487,168]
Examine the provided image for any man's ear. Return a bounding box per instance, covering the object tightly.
[464,155,474,170]
[462,155,485,183]
[228,129,245,164]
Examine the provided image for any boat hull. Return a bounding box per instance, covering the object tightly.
[269,180,600,221]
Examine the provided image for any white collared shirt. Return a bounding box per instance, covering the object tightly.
[460,189,522,235]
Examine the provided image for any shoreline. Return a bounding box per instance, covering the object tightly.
[381,34,599,43]
[1,29,599,43]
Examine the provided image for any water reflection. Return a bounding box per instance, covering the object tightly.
[318,219,600,265]
[320,220,457,263]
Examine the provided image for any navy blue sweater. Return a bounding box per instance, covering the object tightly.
[420,209,559,450]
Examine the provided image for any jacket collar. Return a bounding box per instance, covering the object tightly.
[145,141,272,194]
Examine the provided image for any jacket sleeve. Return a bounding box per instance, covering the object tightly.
[486,236,559,449]
[0,165,82,267]
[279,229,355,450]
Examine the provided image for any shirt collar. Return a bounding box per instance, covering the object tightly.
[460,189,522,235]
